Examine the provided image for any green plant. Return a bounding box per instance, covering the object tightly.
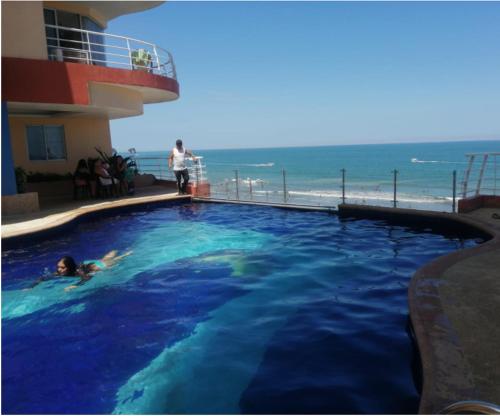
[95,147,133,173]
[14,167,27,193]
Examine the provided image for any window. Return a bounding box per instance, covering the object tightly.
[57,11,83,50]
[82,16,106,66]
[44,9,58,50]
[44,8,106,66]
[26,126,67,161]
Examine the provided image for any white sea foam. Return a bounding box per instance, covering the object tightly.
[248,163,274,167]
[244,189,452,205]
[241,178,267,185]
[210,162,275,167]
[287,189,452,204]
[411,158,465,164]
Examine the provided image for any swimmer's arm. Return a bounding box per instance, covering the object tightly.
[64,271,92,292]
[25,274,54,290]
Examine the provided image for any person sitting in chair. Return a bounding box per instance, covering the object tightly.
[94,159,118,197]
[73,159,91,199]
[114,156,129,195]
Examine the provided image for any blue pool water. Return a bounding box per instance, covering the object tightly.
[1,203,482,414]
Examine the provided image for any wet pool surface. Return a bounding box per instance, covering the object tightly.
[1,203,481,414]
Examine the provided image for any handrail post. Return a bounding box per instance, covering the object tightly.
[393,169,398,208]
[235,170,239,200]
[86,31,92,64]
[495,154,498,196]
[462,154,475,198]
[152,45,161,74]
[126,38,132,69]
[249,178,253,200]
[282,168,287,203]
[194,159,200,185]
[341,168,346,204]
[168,51,177,79]
[452,170,457,213]
[476,154,489,196]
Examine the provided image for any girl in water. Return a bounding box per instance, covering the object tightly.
[27,250,132,291]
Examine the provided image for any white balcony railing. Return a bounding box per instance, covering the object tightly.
[461,152,500,198]
[134,157,208,184]
[45,24,177,79]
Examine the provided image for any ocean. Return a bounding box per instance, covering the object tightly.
[126,140,500,211]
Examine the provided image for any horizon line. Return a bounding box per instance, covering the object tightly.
[116,138,500,153]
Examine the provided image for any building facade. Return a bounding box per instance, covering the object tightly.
[1,1,179,211]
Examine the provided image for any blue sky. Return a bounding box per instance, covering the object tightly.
[109,1,500,151]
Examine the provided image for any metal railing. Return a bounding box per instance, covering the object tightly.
[461,153,500,198]
[45,24,177,79]
[207,167,460,212]
[439,400,500,414]
[131,156,473,212]
[134,157,207,183]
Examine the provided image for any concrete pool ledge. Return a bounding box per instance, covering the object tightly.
[1,193,191,241]
[338,204,500,414]
[193,196,338,212]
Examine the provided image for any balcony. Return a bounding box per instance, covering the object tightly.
[45,23,177,79]
[2,24,179,118]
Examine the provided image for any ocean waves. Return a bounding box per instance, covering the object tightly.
[411,158,466,164]
[209,162,275,167]
[210,187,454,211]
[287,189,453,204]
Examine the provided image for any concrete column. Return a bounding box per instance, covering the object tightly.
[2,102,17,196]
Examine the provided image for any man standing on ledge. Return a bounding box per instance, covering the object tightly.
[168,139,196,195]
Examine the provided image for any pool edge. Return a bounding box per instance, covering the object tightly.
[1,194,192,243]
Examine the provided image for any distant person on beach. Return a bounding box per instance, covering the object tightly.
[26,250,132,291]
[168,139,196,195]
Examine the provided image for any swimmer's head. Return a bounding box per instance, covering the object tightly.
[57,256,77,276]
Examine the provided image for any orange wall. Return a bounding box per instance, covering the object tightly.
[8,116,113,175]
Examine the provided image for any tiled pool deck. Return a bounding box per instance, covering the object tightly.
[2,195,499,413]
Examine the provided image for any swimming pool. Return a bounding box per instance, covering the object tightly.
[1,203,482,414]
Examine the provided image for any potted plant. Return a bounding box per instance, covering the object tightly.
[14,167,27,193]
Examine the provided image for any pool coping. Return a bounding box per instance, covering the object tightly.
[193,196,338,212]
[1,193,191,242]
[3,196,499,413]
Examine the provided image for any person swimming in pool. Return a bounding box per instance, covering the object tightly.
[27,250,132,291]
